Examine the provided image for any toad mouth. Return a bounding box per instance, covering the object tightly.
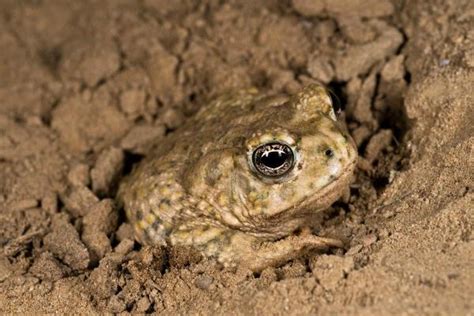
[242,158,357,236]
[296,158,357,211]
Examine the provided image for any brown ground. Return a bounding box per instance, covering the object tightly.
[0,0,473,314]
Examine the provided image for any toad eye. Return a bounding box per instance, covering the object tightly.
[251,142,295,177]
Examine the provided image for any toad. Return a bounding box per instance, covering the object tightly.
[118,84,357,271]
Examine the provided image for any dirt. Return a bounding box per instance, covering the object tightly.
[0,0,473,314]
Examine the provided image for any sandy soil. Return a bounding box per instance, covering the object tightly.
[0,0,472,314]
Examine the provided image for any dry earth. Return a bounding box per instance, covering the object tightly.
[0,0,473,314]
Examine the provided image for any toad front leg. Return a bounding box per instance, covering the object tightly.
[170,224,343,272]
[227,231,343,272]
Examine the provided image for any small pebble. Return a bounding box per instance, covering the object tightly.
[439,59,450,67]
[388,170,398,183]
[194,275,214,290]
[313,20,337,40]
[362,234,378,247]
[25,116,43,126]
[378,228,390,239]
[383,210,396,218]
[8,199,38,212]
[291,0,324,17]
[41,192,58,214]
[292,0,393,18]
[114,238,135,255]
[0,258,13,282]
[464,49,474,67]
[345,244,363,256]
[161,107,185,130]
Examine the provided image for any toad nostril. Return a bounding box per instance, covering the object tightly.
[325,149,334,158]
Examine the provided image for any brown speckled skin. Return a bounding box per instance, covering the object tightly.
[118,84,357,271]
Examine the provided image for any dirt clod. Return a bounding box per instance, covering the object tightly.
[351,125,372,147]
[119,89,147,117]
[59,38,121,87]
[120,124,166,154]
[278,260,307,279]
[67,163,91,187]
[339,17,378,44]
[136,296,152,313]
[146,48,181,105]
[381,55,406,82]
[44,215,90,270]
[52,93,130,153]
[347,74,377,127]
[89,254,122,300]
[307,56,335,84]
[107,295,126,313]
[335,24,403,80]
[91,147,124,196]
[168,246,203,269]
[82,232,112,264]
[115,223,135,242]
[292,0,394,18]
[364,129,393,163]
[61,186,99,218]
[311,255,354,290]
[29,252,70,281]
[82,199,119,236]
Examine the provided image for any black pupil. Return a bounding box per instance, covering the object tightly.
[261,150,288,169]
[252,143,294,177]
